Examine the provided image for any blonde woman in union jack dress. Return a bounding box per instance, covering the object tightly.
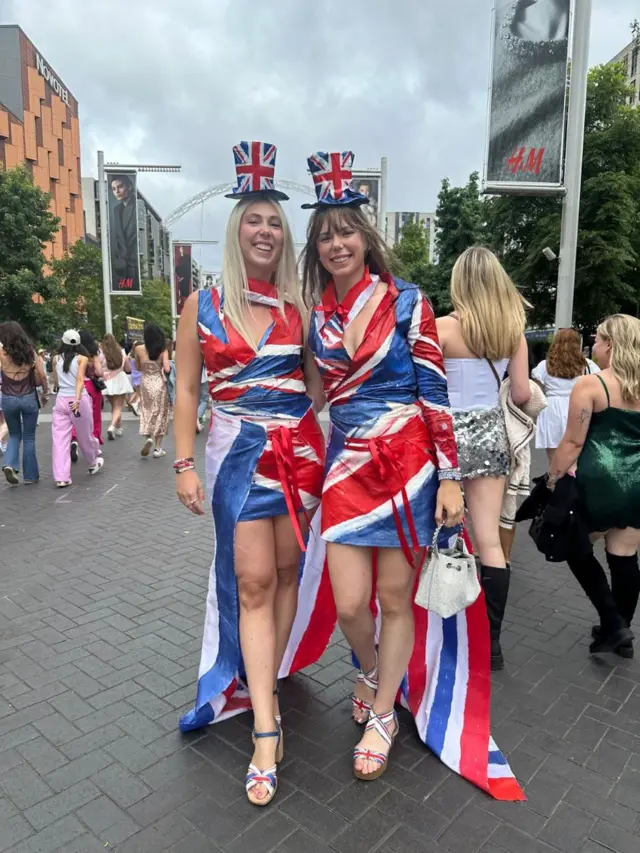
[299,151,525,801]
[173,143,333,807]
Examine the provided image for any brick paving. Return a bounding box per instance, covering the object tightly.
[0,419,639,852]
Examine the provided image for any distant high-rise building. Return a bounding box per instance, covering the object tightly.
[608,35,640,107]
[0,25,82,259]
[385,211,436,263]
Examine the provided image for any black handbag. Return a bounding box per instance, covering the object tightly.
[91,376,107,392]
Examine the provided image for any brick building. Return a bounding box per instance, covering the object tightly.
[0,25,82,261]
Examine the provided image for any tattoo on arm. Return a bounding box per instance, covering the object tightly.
[578,407,592,431]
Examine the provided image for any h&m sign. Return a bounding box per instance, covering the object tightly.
[35,53,70,106]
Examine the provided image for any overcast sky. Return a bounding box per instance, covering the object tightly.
[7,0,638,269]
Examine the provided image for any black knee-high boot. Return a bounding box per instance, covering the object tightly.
[567,552,634,653]
[481,566,510,671]
[608,552,639,658]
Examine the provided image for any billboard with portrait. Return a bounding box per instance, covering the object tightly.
[174,243,193,315]
[106,169,142,293]
[484,0,571,193]
[350,170,381,230]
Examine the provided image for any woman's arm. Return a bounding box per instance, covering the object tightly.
[71,356,88,412]
[34,356,49,395]
[508,335,532,406]
[174,293,205,515]
[549,377,595,483]
[162,349,171,374]
[92,355,103,378]
[303,346,325,412]
[409,294,464,526]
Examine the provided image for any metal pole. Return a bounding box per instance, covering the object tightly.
[169,233,177,339]
[379,156,388,236]
[97,150,113,335]
[554,0,592,331]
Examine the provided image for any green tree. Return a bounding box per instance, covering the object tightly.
[485,64,640,331]
[51,240,174,341]
[0,166,62,342]
[429,172,486,313]
[389,219,432,294]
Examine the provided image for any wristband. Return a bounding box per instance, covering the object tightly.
[173,457,195,473]
[438,467,463,482]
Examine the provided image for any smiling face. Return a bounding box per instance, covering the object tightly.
[316,214,367,283]
[238,200,284,279]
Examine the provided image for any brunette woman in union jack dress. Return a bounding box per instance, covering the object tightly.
[173,143,331,807]
[301,151,465,781]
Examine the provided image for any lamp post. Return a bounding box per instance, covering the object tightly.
[554,0,593,331]
[97,154,181,334]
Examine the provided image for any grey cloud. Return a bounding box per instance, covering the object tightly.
[9,0,639,266]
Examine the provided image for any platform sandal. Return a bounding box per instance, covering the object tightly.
[353,709,398,781]
[352,652,378,724]
[246,721,283,807]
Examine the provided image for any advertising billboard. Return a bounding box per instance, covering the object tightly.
[350,170,381,230]
[174,242,193,315]
[106,169,142,293]
[484,0,571,194]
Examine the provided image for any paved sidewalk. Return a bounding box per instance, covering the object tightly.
[0,425,639,852]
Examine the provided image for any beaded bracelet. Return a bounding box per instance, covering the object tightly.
[438,468,463,482]
[173,457,195,474]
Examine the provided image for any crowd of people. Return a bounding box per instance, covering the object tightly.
[2,140,639,811]
[0,320,194,488]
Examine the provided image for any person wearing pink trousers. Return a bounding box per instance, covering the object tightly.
[51,330,104,488]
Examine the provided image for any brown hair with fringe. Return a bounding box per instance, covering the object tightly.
[300,206,390,306]
[546,328,586,379]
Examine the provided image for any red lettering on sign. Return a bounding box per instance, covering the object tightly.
[118,278,134,290]
[506,147,545,176]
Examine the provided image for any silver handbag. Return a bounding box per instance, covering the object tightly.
[414,525,481,618]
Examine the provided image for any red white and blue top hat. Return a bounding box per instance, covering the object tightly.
[301,151,370,210]
[225,141,289,201]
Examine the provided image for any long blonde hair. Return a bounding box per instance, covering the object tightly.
[221,197,303,350]
[597,314,640,403]
[450,246,528,360]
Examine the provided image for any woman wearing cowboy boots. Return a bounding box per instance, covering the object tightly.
[301,151,464,782]
[174,143,331,807]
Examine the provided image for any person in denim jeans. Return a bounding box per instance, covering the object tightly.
[0,322,49,486]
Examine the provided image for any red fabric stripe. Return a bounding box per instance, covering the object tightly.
[407,575,428,717]
[488,776,527,802]
[287,555,337,673]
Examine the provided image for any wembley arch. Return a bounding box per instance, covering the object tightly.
[165,180,316,227]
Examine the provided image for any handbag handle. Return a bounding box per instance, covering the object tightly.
[430,523,464,553]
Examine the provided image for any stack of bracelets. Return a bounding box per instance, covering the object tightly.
[173,457,196,474]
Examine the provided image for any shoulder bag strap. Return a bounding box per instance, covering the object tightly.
[485,358,502,391]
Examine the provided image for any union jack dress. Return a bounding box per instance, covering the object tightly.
[307,270,525,801]
[180,280,335,731]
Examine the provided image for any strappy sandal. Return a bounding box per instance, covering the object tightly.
[246,720,283,807]
[353,709,398,781]
[273,683,283,760]
[352,652,378,724]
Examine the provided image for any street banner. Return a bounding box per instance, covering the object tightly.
[484,0,571,194]
[350,170,382,230]
[174,243,193,316]
[125,316,145,343]
[106,169,142,293]
[201,271,220,290]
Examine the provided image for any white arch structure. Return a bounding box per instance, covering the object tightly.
[165,180,316,227]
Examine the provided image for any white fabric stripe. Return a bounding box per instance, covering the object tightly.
[323,447,372,492]
[415,612,443,742]
[488,764,518,779]
[279,508,325,675]
[251,473,319,511]
[323,460,435,542]
[198,417,242,680]
[346,279,379,326]
[215,377,306,394]
[412,356,447,382]
[439,614,469,774]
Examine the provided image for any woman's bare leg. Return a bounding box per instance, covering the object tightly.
[327,542,376,722]
[111,395,125,429]
[354,546,413,776]
[464,477,507,568]
[235,517,278,802]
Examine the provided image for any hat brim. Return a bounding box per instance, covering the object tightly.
[224,189,290,202]
[301,197,370,210]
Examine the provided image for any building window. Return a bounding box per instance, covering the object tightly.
[57,137,64,169]
[632,46,639,76]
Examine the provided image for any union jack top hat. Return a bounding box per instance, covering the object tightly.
[301,151,370,210]
[225,141,289,201]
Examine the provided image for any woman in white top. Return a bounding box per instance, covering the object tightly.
[51,330,104,488]
[437,246,531,670]
[532,328,599,461]
[101,333,133,440]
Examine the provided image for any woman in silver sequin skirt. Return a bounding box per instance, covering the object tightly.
[436,247,531,670]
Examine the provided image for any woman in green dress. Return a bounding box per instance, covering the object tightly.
[549,314,640,657]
